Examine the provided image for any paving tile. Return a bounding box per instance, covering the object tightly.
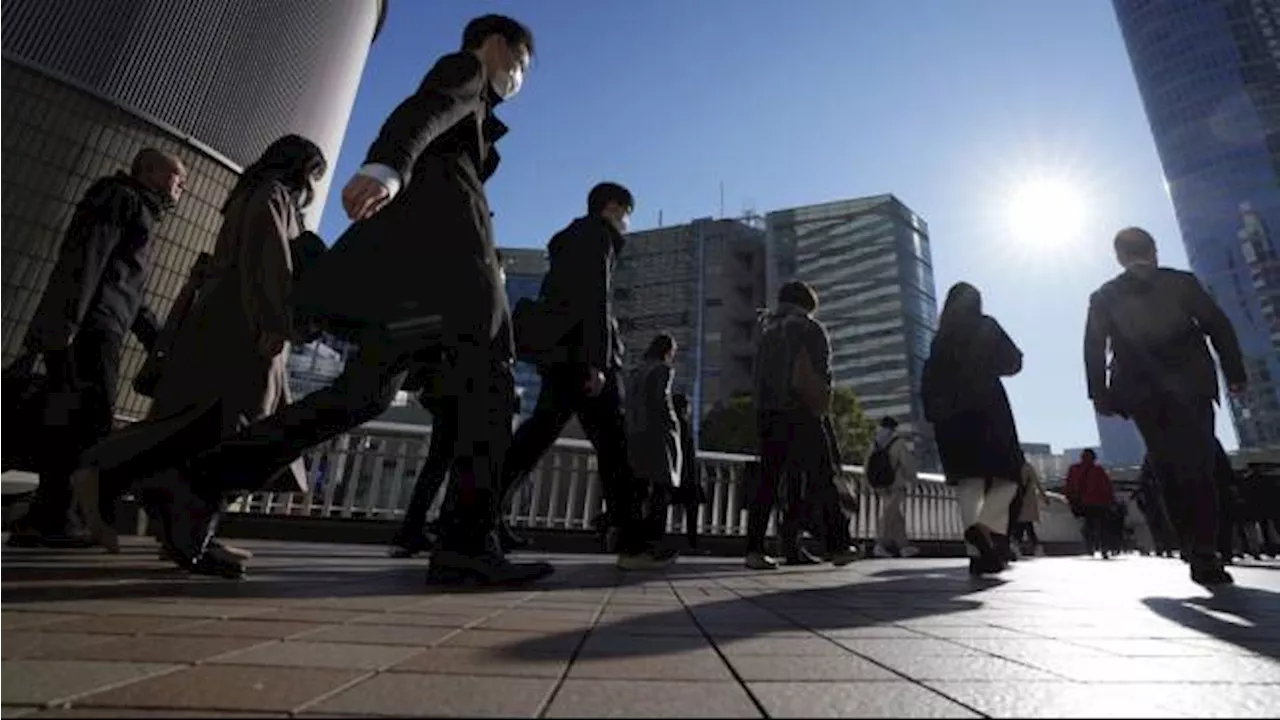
[208,641,422,671]
[749,681,981,718]
[545,680,761,718]
[72,665,365,712]
[477,612,596,633]
[37,615,208,636]
[568,650,734,681]
[819,626,931,640]
[103,603,270,619]
[1111,683,1280,718]
[871,655,1062,681]
[37,635,269,664]
[912,626,1036,640]
[153,619,326,640]
[291,623,453,647]
[834,638,984,658]
[1,632,117,660]
[925,681,1199,718]
[591,622,705,638]
[715,636,850,656]
[309,673,556,717]
[345,611,483,628]
[1027,655,1280,683]
[391,646,571,678]
[243,609,367,624]
[1068,638,1223,657]
[1,661,179,705]
[1,708,37,718]
[442,629,586,654]
[29,710,282,718]
[727,655,899,681]
[1,613,89,631]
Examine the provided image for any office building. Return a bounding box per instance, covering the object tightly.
[614,217,769,432]
[500,247,550,422]
[1095,413,1147,469]
[1113,0,1280,448]
[1,0,386,420]
[766,195,940,469]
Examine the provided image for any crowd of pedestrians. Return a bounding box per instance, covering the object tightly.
[3,13,1258,589]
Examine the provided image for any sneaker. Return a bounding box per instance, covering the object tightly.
[872,544,894,558]
[899,546,920,558]
[744,552,780,570]
[784,548,823,565]
[617,548,679,571]
[427,545,555,586]
[829,547,860,567]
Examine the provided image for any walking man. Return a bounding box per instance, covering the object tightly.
[866,416,919,558]
[1085,226,1246,585]
[76,15,552,585]
[10,148,185,548]
[505,183,675,570]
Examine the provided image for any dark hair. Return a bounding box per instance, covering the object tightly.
[588,182,634,216]
[644,332,677,361]
[938,282,982,331]
[227,135,327,212]
[462,14,535,57]
[880,416,899,430]
[1081,448,1097,460]
[131,148,181,178]
[777,280,819,313]
[672,392,690,415]
[1114,227,1157,263]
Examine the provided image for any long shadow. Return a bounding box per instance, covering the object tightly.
[0,545,755,605]
[1142,585,1280,661]
[499,565,1006,661]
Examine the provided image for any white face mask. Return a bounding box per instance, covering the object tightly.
[491,64,523,100]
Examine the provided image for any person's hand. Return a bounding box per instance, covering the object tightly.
[584,368,606,397]
[342,175,391,221]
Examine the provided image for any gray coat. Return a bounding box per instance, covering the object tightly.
[625,360,682,488]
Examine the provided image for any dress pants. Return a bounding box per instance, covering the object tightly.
[877,484,910,551]
[747,411,847,556]
[500,367,646,554]
[397,398,458,541]
[1130,397,1217,557]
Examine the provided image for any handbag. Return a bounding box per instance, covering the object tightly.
[2,352,83,472]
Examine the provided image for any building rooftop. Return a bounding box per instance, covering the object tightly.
[3,537,1277,717]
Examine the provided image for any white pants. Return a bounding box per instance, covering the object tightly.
[877,484,909,550]
[955,477,1019,557]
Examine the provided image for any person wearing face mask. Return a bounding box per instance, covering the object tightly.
[68,135,326,576]
[7,148,186,550]
[504,183,674,570]
[71,15,551,586]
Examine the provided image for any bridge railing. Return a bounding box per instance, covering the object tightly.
[227,421,1081,544]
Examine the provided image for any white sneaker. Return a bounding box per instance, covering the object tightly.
[872,544,893,558]
[744,552,780,570]
[900,546,920,558]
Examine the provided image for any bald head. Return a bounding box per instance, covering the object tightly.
[1114,226,1158,268]
[131,148,187,206]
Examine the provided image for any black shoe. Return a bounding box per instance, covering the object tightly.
[617,547,680,571]
[968,556,1005,576]
[189,547,247,579]
[1190,559,1234,587]
[427,548,554,586]
[964,525,1001,567]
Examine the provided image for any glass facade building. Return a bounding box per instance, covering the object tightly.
[1,0,385,421]
[1113,0,1280,449]
[766,195,940,470]
[500,248,550,422]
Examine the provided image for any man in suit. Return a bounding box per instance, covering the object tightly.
[502,183,676,570]
[9,148,185,548]
[83,15,551,585]
[1084,227,1246,586]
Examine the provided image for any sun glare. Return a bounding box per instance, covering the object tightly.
[1005,176,1090,252]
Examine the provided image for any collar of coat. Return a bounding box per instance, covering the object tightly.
[112,171,171,216]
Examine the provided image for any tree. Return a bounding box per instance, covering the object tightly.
[699,386,876,464]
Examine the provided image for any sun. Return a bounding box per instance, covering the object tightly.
[1005,176,1090,251]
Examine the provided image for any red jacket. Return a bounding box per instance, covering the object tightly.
[1065,462,1114,508]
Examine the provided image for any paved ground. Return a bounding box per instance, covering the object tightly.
[2,538,1278,718]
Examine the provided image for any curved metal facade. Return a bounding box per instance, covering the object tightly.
[1113,0,1280,449]
[0,0,382,418]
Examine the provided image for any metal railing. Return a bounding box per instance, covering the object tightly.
[227,421,1083,545]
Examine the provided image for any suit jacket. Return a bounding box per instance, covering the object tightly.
[1084,265,1245,412]
[534,215,626,371]
[291,51,510,355]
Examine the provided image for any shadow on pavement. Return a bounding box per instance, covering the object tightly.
[1143,585,1280,662]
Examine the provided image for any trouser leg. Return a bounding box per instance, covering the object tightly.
[498,374,575,514]
[399,400,457,540]
[746,418,786,555]
[578,371,646,555]
[1133,399,1218,557]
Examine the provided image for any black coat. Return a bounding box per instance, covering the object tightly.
[1085,265,1246,413]
[534,216,626,371]
[24,172,164,351]
[291,51,510,356]
[923,315,1024,485]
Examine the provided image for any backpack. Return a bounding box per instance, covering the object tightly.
[865,437,899,489]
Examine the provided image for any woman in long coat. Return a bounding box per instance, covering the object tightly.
[920,282,1025,575]
[72,135,327,577]
[626,333,682,547]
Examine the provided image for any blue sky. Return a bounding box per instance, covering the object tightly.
[318,0,1238,453]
